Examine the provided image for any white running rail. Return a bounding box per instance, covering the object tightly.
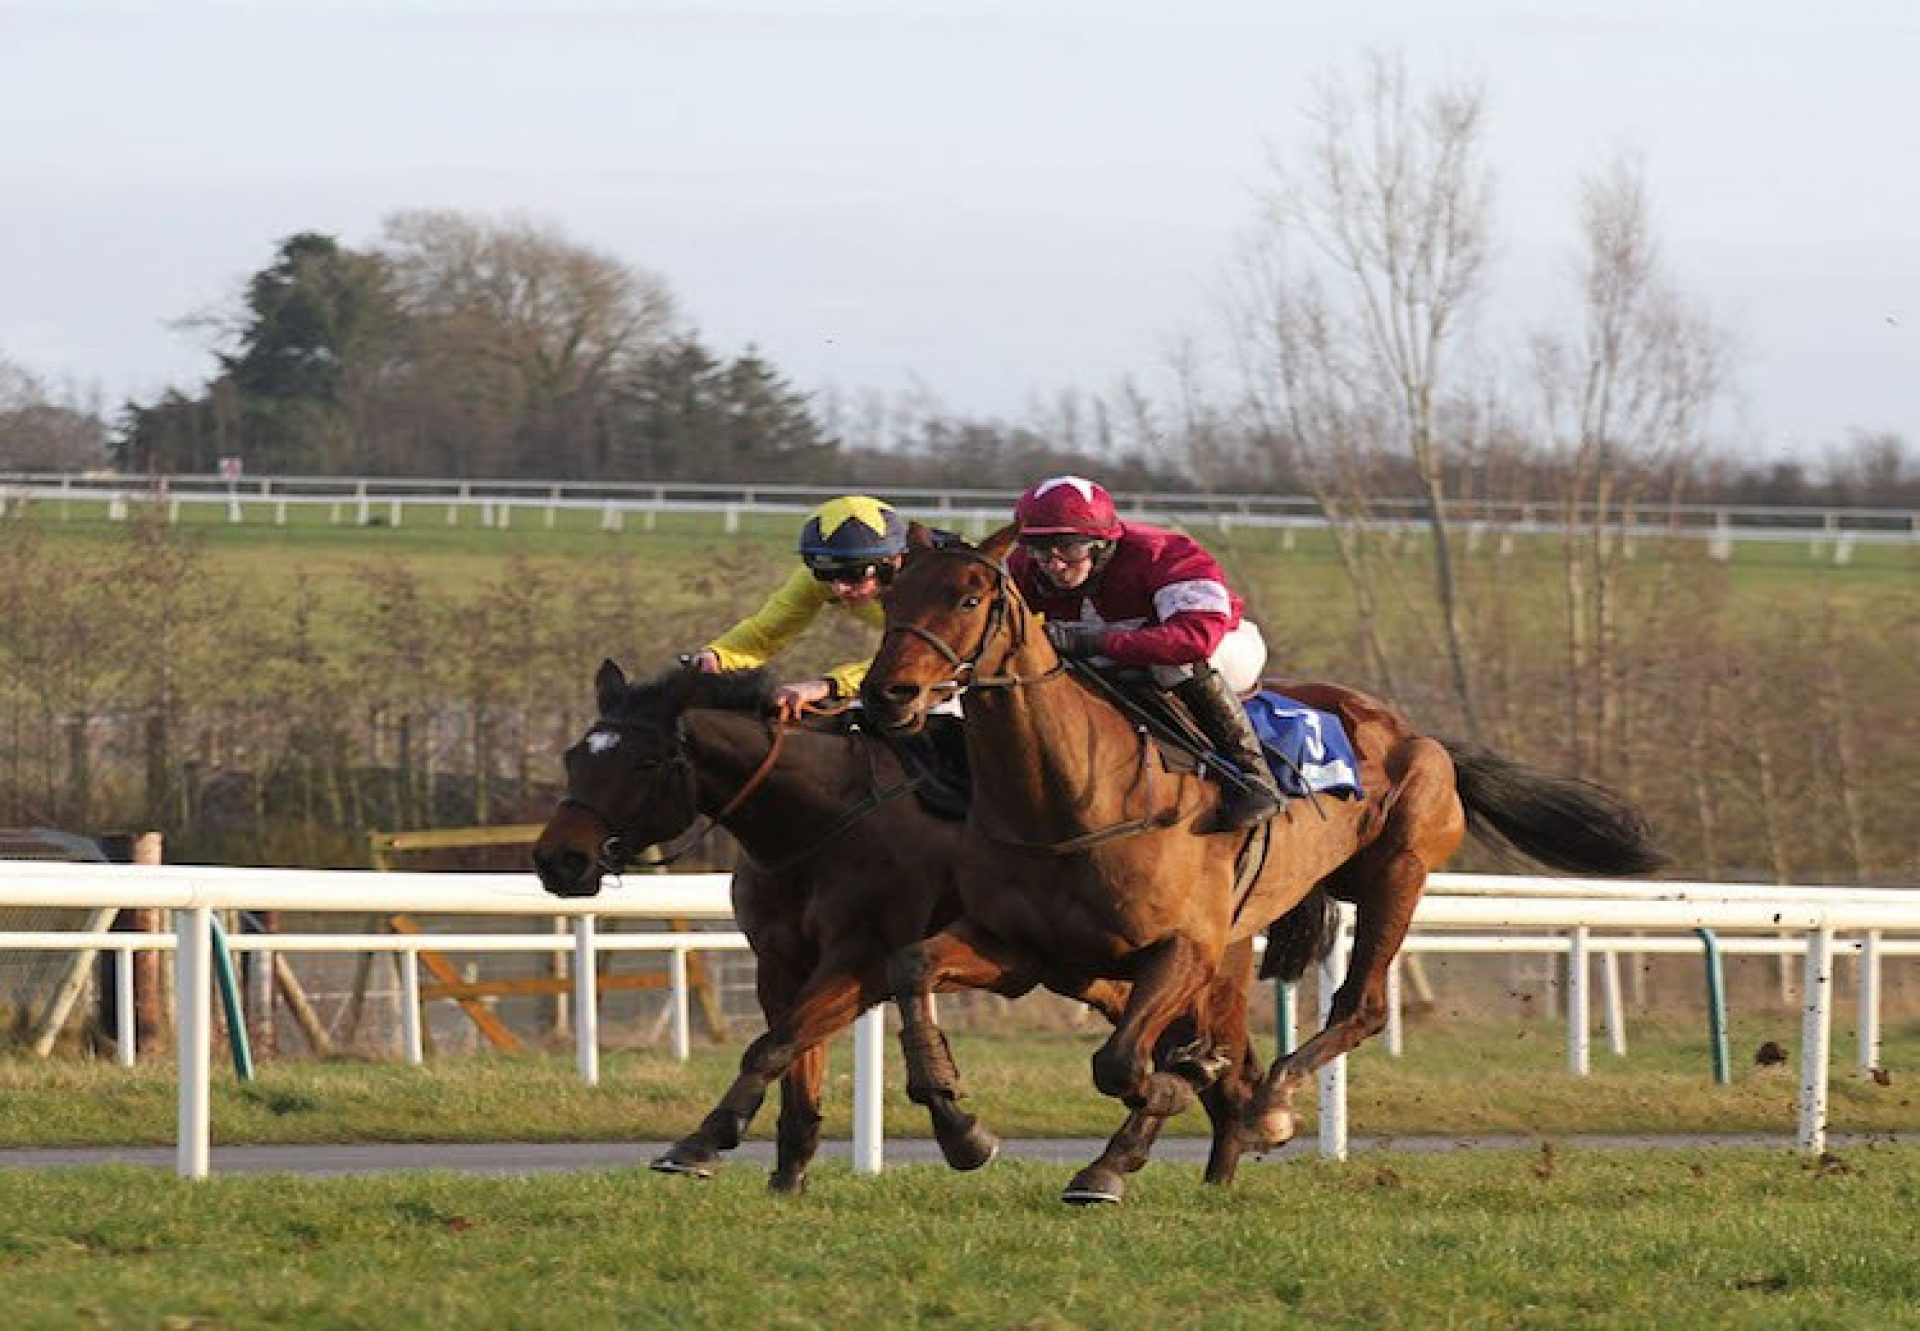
[2,861,1917,1176]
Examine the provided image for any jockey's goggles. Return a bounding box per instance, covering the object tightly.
[1019,535,1105,565]
[806,558,892,585]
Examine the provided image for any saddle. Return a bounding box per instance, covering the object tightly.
[1080,667,1364,801]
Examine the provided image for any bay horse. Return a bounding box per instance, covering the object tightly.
[860,525,1665,1163]
[531,659,1263,1199]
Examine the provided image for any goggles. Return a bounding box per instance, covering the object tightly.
[807,559,891,585]
[1019,535,1104,565]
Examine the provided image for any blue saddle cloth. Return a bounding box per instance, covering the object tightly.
[1244,691,1364,799]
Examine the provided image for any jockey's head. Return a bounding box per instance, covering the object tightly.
[1015,476,1121,591]
[798,496,908,605]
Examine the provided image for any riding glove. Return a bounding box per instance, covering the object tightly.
[1044,621,1108,659]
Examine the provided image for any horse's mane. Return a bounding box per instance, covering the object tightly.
[605,665,779,722]
[687,666,780,714]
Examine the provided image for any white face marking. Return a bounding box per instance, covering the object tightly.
[586,729,621,755]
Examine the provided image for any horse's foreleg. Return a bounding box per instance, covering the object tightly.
[1244,852,1425,1151]
[1073,937,1213,1200]
[1062,1017,1233,1206]
[1195,939,1258,1186]
[653,955,873,1180]
[888,922,1026,1171]
[1090,934,1214,1109]
[769,1042,826,1195]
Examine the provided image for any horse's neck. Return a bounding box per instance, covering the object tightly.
[965,633,1156,832]
[682,709,852,851]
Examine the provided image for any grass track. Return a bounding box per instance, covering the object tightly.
[1,1149,1917,1328]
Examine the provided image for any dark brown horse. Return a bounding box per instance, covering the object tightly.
[531,659,1263,1199]
[860,526,1664,1165]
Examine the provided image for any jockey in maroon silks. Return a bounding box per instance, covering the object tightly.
[1006,474,1286,831]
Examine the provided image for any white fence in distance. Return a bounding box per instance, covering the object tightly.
[4,472,1916,557]
[2,860,1917,1178]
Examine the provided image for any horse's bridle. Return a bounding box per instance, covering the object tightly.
[879,546,1065,696]
[559,716,789,874]
[557,710,928,878]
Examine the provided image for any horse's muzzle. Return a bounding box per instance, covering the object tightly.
[861,683,929,735]
[531,845,603,899]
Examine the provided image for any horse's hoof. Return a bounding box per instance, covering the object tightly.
[649,1153,715,1180]
[768,1169,808,1195]
[1238,1107,1297,1153]
[1061,1167,1125,1205]
[938,1120,1001,1172]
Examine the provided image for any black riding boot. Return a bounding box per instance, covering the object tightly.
[1174,666,1285,832]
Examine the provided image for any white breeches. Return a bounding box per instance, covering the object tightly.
[1148,619,1268,695]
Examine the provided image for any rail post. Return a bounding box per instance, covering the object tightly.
[1858,930,1882,1073]
[1568,927,1591,1075]
[1317,920,1351,1161]
[399,950,424,1065]
[852,1006,885,1175]
[208,915,254,1082]
[574,915,600,1086]
[669,946,691,1062]
[1601,949,1627,1057]
[1696,929,1731,1085]
[177,905,212,1180]
[1797,927,1834,1154]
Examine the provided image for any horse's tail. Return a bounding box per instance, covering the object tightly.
[1442,739,1666,877]
[1259,885,1341,984]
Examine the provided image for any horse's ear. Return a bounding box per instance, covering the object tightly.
[979,523,1019,562]
[905,521,938,552]
[594,659,627,710]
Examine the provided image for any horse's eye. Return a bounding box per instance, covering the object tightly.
[960,594,982,611]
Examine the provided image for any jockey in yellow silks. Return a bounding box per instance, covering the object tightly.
[692,495,909,720]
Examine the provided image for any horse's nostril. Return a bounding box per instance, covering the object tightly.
[883,684,919,704]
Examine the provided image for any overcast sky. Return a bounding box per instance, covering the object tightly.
[4,0,1915,465]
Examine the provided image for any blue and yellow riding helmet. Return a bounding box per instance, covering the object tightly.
[798,496,909,583]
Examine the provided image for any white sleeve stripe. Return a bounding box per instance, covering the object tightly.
[1153,579,1232,619]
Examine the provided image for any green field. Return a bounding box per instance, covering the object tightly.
[4,1020,1916,1325]
[1,1151,1916,1327]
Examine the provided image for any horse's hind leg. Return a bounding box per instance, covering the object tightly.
[1243,849,1426,1151]
[888,921,1032,1172]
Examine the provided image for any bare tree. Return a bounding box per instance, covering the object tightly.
[1230,51,1494,732]
[0,359,108,472]
[381,210,681,477]
[1529,152,1727,777]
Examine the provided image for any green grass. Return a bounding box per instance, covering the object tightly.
[2,1019,1914,1326]
[0,1150,1916,1328]
[3,1020,1914,1149]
